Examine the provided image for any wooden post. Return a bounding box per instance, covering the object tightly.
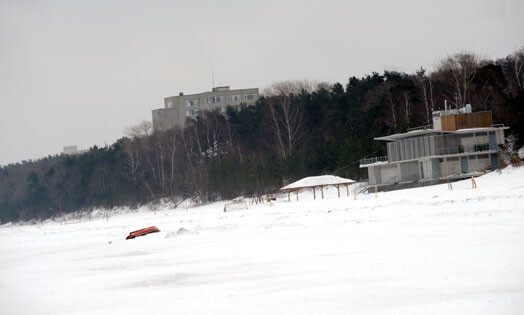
[375,185,378,198]
[346,184,349,196]
[296,189,299,201]
[287,191,290,202]
[313,187,316,200]
[336,184,340,198]
[321,186,324,199]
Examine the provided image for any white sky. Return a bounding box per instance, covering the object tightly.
[1,0,523,166]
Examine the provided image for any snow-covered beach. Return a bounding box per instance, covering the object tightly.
[1,167,523,315]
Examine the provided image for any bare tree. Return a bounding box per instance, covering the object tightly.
[262,79,327,97]
[123,120,156,199]
[121,121,154,186]
[262,81,309,158]
[385,86,399,132]
[153,133,166,195]
[508,47,524,92]
[122,137,141,184]
[178,124,203,195]
[124,120,153,138]
[437,52,485,108]
[399,90,413,127]
[266,99,287,158]
[164,129,178,197]
[280,95,306,154]
[415,68,435,125]
[196,111,226,159]
[264,95,306,158]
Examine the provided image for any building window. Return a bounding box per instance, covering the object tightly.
[474,143,490,152]
[166,101,173,108]
[186,109,199,117]
[186,99,199,107]
[213,106,223,112]
[206,95,223,104]
[227,105,241,111]
[227,95,241,102]
[244,93,256,101]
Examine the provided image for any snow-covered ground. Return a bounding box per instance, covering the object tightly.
[1,167,524,315]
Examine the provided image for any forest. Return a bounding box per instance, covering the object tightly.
[1,49,523,223]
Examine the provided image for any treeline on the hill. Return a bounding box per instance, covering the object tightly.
[1,50,524,223]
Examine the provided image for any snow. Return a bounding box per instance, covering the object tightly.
[281,175,356,190]
[360,161,389,167]
[1,167,524,315]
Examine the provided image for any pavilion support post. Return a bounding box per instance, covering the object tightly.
[336,184,340,198]
[345,184,349,196]
[313,187,316,200]
[288,191,290,202]
[296,189,299,201]
[321,186,324,199]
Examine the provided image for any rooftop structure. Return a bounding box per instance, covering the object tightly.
[360,106,508,191]
[62,145,88,156]
[280,175,356,201]
[152,86,259,131]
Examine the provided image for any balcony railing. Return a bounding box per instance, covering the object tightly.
[435,143,492,155]
[368,174,422,185]
[435,147,460,155]
[360,156,388,166]
[407,125,433,132]
[361,142,496,168]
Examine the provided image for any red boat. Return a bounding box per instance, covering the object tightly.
[126,226,160,240]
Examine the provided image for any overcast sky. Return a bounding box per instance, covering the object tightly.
[1,0,523,166]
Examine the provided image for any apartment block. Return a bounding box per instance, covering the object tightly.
[152,86,259,131]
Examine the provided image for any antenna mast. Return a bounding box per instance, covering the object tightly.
[211,60,215,88]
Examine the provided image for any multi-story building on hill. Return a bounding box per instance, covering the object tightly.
[152,86,259,131]
[360,105,508,191]
[62,145,88,156]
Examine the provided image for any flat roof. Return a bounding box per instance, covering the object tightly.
[280,175,355,191]
[374,126,509,141]
[165,87,259,100]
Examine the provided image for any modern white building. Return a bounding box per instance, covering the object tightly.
[360,107,508,190]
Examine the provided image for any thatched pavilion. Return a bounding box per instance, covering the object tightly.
[280,175,356,201]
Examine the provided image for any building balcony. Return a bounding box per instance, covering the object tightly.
[435,143,493,156]
[361,143,496,168]
[360,156,388,166]
[406,124,433,132]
